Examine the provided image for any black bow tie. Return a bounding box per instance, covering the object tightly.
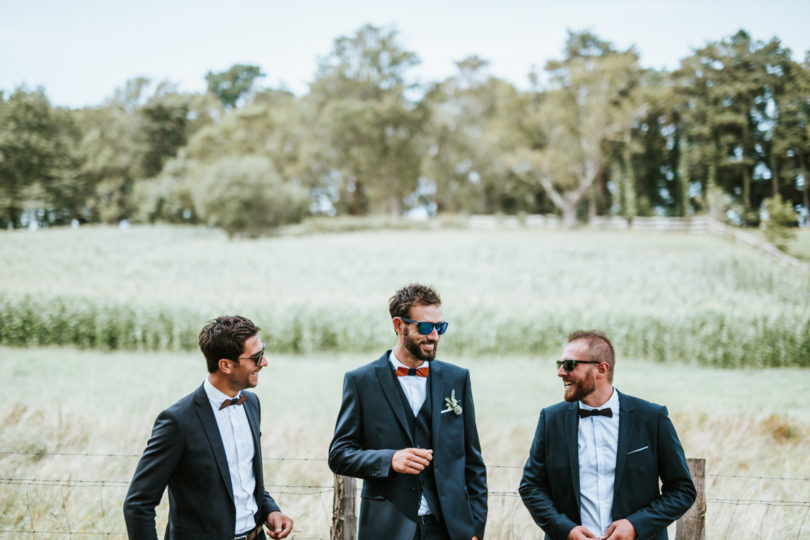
[578,407,613,418]
[220,395,247,410]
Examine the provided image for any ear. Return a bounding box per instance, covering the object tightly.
[218,358,233,374]
[596,361,610,378]
[392,317,404,336]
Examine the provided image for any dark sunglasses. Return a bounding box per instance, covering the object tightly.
[398,317,449,335]
[237,345,266,366]
[556,359,601,372]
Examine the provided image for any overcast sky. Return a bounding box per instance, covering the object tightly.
[3,0,809,108]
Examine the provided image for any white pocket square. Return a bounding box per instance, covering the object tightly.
[627,445,649,455]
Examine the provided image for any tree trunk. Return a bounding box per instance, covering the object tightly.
[677,141,690,217]
[798,151,809,228]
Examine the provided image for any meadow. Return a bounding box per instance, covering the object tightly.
[1,224,809,539]
[1,347,808,539]
[1,225,809,366]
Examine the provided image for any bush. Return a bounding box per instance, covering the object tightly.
[191,156,309,237]
[761,195,797,250]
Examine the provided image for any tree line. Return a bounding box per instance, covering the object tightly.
[2,26,809,236]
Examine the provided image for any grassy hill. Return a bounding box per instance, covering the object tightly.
[1,224,808,366]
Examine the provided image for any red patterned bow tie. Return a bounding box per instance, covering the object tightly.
[397,366,429,377]
[220,395,247,410]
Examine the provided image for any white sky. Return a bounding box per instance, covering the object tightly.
[3,0,809,109]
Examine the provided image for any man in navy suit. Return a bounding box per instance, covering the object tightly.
[329,284,487,540]
[124,315,294,540]
[519,330,695,540]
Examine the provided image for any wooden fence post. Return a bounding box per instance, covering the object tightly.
[676,458,706,540]
[331,474,357,540]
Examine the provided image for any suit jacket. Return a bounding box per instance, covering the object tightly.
[123,385,280,540]
[328,352,487,540]
[518,391,696,540]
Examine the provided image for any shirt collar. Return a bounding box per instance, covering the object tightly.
[203,376,241,410]
[579,386,619,413]
[389,350,427,371]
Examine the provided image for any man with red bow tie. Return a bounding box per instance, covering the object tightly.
[329,284,487,540]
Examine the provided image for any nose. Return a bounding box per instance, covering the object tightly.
[258,355,268,368]
[557,364,567,377]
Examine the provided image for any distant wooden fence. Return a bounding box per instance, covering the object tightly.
[330,457,707,540]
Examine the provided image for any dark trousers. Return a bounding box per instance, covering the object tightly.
[413,517,451,540]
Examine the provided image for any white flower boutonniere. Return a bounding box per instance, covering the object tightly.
[441,389,463,415]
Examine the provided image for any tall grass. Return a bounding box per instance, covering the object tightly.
[1,347,808,539]
[1,225,809,366]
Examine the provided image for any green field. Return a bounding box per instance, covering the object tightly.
[1,347,808,539]
[1,225,809,366]
[1,225,809,538]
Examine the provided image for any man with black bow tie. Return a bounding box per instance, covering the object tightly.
[329,284,487,540]
[519,331,695,540]
[124,315,293,540]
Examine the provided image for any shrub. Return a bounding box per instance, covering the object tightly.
[191,156,309,237]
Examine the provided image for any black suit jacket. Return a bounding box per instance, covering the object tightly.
[328,352,487,540]
[519,391,696,540]
[123,385,280,539]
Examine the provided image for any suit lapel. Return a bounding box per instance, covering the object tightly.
[564,402,581,502]
[613,391,634,497]
[374,355,414,444]
[429,362,444,449]
[242,393,263,483]
[193,385,235,504]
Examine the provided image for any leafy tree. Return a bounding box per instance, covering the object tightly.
[0,87,84,227]
[307,24,425,216]
[191,155,308,237]
[676,31,797,224]
[421,57,531,214]
[509,31,644,226]
[205,64,264,109]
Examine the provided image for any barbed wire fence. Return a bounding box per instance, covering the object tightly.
[1,451,808,539]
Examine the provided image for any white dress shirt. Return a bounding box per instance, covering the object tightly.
[389,351,432,517]
[578,387,620,537]
[203,378,259,533]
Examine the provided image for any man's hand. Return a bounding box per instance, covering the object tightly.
[603,518,635,540]
[567,525,600,539]
[265,511,293,539]
[391,448,433,474]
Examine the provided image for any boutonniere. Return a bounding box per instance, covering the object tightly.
[441,389,462,415]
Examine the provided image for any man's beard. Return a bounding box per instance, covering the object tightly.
[403,326,438,362]
[562,369,596,402]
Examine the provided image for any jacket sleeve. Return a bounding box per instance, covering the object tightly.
[519,409,578,539]
[123,410,183,540]
[328,373,396,479]
[626,407,696,538]
[254,395,282,521]
[461,370,488,539]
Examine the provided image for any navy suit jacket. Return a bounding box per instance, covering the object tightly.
[123,385,280,539]
[328,352,487,540]
[519,391,696,540]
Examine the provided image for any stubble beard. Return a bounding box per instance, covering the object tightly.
[403,326,438,362]
[563,370,596,402]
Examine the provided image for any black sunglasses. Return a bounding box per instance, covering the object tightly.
[556,359,601,372]
[237,345,266,366]
[398,317,449,335]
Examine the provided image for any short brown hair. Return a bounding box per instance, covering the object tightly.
[198,315,260,373]
[388,283,442,319]
[568,330,615,382]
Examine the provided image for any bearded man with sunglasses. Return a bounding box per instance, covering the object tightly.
[124,315,294,540]
[519,330,695,540]
[329,284,487,540]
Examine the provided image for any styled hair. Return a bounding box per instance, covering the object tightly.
[388,283,442,319]
[198,315,260,373]
[567,330,615,382]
